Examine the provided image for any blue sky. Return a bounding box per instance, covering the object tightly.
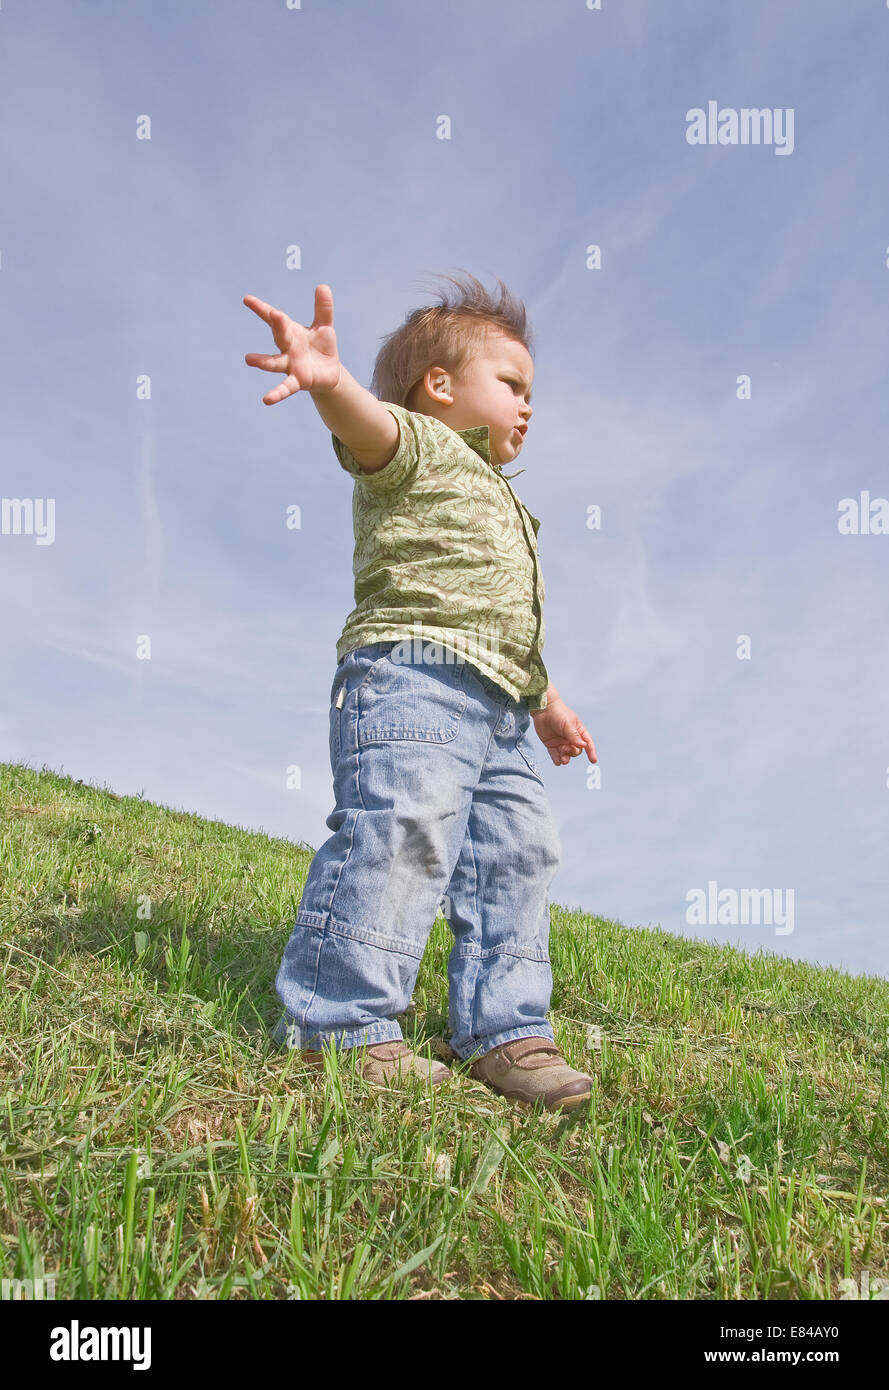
[2,1,887,979]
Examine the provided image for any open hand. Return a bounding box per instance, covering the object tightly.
[243,285,341,404]
[532,699,597,767]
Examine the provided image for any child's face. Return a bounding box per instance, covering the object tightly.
[418,332,534,467]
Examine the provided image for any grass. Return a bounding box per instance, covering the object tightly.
[1,759,887,1301]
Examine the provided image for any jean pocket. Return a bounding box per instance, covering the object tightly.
[515,730,545,781]
[356,653,467,745]
[330,650,393,765]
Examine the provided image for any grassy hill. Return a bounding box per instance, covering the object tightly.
[1,761,887,1301]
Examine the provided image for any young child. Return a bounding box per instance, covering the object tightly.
[244,272,598,1112]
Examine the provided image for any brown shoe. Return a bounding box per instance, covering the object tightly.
[468,1037,592,1112]
[301,1039,451,1089]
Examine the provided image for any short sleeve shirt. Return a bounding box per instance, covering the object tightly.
[332,403,549,710]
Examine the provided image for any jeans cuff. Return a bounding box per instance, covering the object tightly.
[454,1022,556,1064]
[271,1015,405,1051]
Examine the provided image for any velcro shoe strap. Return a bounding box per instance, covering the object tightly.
[498,1038,563,1070]
[366,1041,413,1060]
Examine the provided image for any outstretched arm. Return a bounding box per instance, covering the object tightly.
[243,285,399,472]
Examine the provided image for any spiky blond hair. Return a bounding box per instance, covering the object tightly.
[370,269,533,408]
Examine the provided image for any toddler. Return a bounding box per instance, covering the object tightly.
[243,272,597,1112]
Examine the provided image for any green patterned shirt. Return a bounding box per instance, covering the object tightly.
[332,402,550,710]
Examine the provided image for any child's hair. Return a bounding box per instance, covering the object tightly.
[370,269,533,408]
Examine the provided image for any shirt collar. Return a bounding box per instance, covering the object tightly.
[455,423,526,480]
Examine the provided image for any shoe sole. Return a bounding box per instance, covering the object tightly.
[301,1052,450,1088]
[494,1087,592,1113]
[362,1070,451,1089]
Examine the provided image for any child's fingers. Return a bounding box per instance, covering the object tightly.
[262,373,300,405]
[243,294,279,322]
[573,722,597,763]
[245,352,288,371]
[244,297,301,353]
[312,284,335,329]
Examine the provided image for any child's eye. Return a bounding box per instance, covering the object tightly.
[501,376,530,401]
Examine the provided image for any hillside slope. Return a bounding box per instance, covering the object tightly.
[1,761,887,1300]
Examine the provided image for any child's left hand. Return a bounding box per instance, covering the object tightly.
[531,699,597,766]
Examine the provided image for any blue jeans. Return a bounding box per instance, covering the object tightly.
[271,641,561,1063]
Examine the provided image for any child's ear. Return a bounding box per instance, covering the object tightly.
[420,367,453,403]
[436,372,454,401]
